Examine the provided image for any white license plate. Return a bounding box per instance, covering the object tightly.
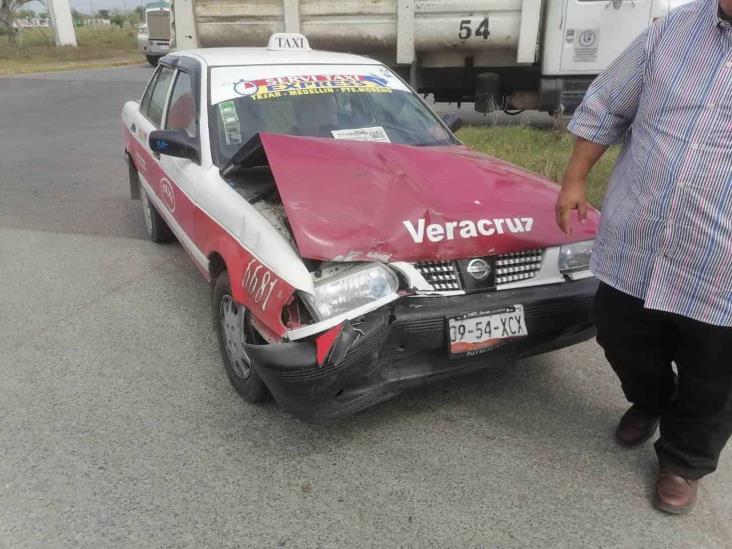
[448,305,528,356]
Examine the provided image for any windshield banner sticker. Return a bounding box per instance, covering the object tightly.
[232,74,393,101]
[210,65,409,105]
[332,127,391,143]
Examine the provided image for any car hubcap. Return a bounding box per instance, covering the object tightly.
[220,295,251,379]
[141,191,153,236]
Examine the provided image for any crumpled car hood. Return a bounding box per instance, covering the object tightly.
[260,133,599,262]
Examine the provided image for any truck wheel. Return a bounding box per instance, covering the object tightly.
[146,55,161,67]
[213,271,271,403]
[141,188,174,243]
[474,72,500,114]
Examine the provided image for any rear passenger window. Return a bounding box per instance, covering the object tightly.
[165,71,197,137]
[143,65,174,127]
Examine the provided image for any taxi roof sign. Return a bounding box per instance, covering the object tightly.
[267,33,311,51]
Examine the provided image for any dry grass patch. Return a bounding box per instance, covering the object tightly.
[0,26,139,74]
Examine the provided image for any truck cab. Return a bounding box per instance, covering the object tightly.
[137,0,172,66]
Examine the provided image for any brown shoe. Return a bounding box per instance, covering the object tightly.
[614,405,659,448]
[654,470,699,514]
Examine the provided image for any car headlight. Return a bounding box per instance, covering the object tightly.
[558,240,594,273]
[302,263,399,321]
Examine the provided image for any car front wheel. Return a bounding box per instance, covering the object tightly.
[213,271,270,403]
[140,188,174,243]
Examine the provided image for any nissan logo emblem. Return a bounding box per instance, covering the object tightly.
[466,258,491,280]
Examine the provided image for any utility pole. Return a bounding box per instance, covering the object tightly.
[46,0,77,46]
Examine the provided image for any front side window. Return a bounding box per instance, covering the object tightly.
[208,64,456,166]
[165,70,197,137]
[139,65,161,115]
[144,65,174,127]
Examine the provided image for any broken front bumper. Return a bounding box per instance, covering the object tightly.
[245,277,598,422]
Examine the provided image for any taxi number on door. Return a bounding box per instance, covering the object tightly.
[448,305,527,356]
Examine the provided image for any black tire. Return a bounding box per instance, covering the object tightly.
[146,55,161,67]
[127,156,141,200]
[213,271,271,403]
[140,186,174,243]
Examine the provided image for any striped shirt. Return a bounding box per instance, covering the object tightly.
[568,0,732,327]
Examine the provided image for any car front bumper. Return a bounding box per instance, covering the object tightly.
[245,277,598,422]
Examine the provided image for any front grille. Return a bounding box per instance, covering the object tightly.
[414,261,462,291]
[495,249,544,285]
[414,249,545,291]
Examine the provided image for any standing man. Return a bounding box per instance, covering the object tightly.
[556,0,732,514]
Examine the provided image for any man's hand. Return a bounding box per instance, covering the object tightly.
[555,180,588,235]
[556,137,609,234]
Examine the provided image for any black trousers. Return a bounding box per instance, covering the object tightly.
[594,282,732,478]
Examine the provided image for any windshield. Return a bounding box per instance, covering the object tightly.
[208,64,456,166]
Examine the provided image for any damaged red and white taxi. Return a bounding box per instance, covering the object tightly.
[122,34,599,421]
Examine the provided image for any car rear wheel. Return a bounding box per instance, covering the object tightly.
[213,271,271,403]
[140,187,174,243]
[146,55,161,67]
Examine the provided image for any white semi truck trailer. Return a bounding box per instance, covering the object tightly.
[169,0,685,115]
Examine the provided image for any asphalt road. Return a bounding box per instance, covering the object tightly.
[0,65,730,548]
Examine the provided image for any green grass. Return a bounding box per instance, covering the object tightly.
[0,26,139,73]
[456,125,618,208]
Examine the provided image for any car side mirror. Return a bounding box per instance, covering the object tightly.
[441,113,464,133]
[149,129,199,162]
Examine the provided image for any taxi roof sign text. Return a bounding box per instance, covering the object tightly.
[267,33,311,51]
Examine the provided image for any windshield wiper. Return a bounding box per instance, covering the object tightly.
[415,138,457,147]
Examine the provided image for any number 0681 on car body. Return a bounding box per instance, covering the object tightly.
[121,33,600,421]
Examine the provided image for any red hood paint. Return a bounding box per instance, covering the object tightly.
[260,133,599,262]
